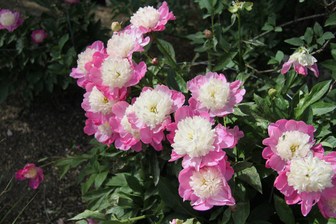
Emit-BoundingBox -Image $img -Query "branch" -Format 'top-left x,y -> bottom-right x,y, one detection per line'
246,64 -> 278,74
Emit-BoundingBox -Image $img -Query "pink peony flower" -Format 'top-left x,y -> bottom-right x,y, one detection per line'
130,1 -> 175,33
281,47 -> 319,77
84,113 -> 116,146
187,72 -> 245,117
107,26 -> 150,59
110,101 -> 142,152
31,29 -> 48,44
15,163 -> 44,189
178,157 -> 235,211
70,41 -> 106,89
274,153 -> 335,216
127,85 -> 185,151
318,178 -> 336,219
64,0 -> 80,4
262,119 -> 318,172
168,106 -> 243,170
0,9 -> 23,32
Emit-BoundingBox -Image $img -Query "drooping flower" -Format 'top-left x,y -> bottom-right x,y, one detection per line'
130,1 -> 175,33
168,106 -> 243,170
281,47 -> 319,77
31,29 -> 48,44
15,163 -> 44,189
262,119 -> 318,172
274,154 -> 335,216
187,72 -> 245,117
110,101 -> 142,152
127,85 -> 185,150
70,41 -> 105,88
0,9 -> 23,32
178,157 -> 235,211
106,27 -> 150,59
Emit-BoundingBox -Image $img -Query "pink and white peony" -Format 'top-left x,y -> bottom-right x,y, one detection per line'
110,101 -> 142,152
15,163 -> 44,189
107,27 -> 150,59
168,106 -> 243,170
262,119 -> 318,172
274,153 -> 335,216
127,85 -> 185,150
187,72 -> 245,117
70,41 -> 105,88
281,47 -> 319,77
0,9 -> 23,32
318,178 -> 336,219
31,29 -> 48,44
130,1 -> 175,33
178,157 -> 235,211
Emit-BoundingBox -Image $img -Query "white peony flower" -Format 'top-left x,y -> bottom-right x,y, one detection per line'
189,167 -> 223,199
198,78 -> 230,110
77,48 -> 96,74
88,86 -> 115,114
120,105 -> 140,138
130,6 -> 160,29
172,116 -> 215,158
287,156 -> 333,193
101,57 -> 133,89
107,33 -> 136,58
0,11 -> 15,26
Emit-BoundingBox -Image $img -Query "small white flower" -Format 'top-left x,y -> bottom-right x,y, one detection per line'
198,78 -> 230,110
88,86 -> 115,114
276,131 -> 313,161
130,6 -> 160,29
107,33 -> 136,58
77,48 -> 96,74
133,89 -> 173,129
287,156 -> 333,193
189,167 -> 223,199
0,12 -> 15,26
101,57 -> 133,89
172,116 -> 215,158
289,48 -> 317,67
120,106 -> 140,139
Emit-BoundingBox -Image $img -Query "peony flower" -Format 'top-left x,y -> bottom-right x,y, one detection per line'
110,101 -> 142,152
130,1 -> 175,33
84,113 -> 116,146
31,29 -> 48,44
15,163 -> 44,189
262,119 -> 319,172
168,106 -> 243,170
98,56 -> 147,92
281,47 -> 319,77
0,9 -> 23,32
127,85 -> 185,150
178,157 -> 235,211
187,72 -> 245,117
274,154 -> 335,216
107,27 -> 150,59
318,178 -> 336,219
70,41 -> 105,88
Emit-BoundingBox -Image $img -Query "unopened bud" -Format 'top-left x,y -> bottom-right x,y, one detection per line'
111,21 -> 121,32
268,88 -> 277,97
151,57 -> 159,65
203,29 -> 213,39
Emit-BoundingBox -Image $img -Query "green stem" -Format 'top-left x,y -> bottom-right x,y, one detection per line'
121,215 -> 146,223
12,191 -> 39,224
237,13 -> 243,70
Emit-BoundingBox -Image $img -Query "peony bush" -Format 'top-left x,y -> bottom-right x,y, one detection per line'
10,0 -> 332,223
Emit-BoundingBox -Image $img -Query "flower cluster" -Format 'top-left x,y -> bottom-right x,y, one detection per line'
70,2 -> 246,212
262,119 -> 336,218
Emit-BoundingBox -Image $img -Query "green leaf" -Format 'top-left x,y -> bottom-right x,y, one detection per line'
70,210 -> 105,220
312,102 -> 336,116
94,171 -> 108,189
58,34 -> 69,51
325,12 -> 336,27
232,202 -> 250,224
314,23 -> 323,37
213,52 -> 237,71
294,80 -> 331,119
156,38 -> 176,68
284,37 -> 304,46
221,208 -> 232,224
304,27 -> 314,45
274,195 -> 295,224
236,166 -> 262,193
